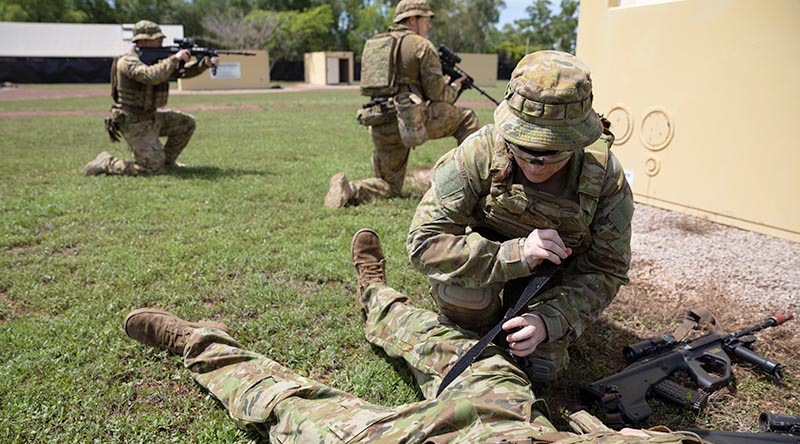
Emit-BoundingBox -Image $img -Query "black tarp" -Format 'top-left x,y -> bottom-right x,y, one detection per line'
0,57 -> 113,83
0,57 -> 510,84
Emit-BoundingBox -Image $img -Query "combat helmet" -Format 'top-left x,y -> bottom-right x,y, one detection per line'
131,20 -> 166,42
394,0 -> 435,23
494,50 -> 602,151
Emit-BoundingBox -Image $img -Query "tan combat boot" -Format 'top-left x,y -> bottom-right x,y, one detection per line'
124,308 -> 228,354
81,151 -> 113,176
351,229 -> 387,313
325,172 -> 355,208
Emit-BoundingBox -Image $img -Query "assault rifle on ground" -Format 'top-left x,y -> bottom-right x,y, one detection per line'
581,310 -> 794,429
686,413 -> 800,444
438,44 -> 500,106
136,38 -> 256,76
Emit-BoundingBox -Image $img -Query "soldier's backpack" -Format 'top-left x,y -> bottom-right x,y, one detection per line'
359,31 -> 409,98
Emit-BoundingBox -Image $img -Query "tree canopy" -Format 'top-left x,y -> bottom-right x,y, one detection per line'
0,0 -> 578,65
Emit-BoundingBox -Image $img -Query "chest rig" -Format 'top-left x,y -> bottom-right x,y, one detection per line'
475,134 -> 610,254
111,49 -> 171,116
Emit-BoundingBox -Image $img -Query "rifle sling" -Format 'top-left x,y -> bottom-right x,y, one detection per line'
436,260 -> 560,396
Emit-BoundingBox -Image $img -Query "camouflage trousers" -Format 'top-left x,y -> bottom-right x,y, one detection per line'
180,285 -> 701,444
350,102 -> 479,204
104,109 -> 196,175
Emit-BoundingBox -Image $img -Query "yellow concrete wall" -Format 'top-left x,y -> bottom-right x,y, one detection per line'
577,0 -> 800,242
304,51 -> 354,85
457,53 -> 498,87
178,50 -> 269,90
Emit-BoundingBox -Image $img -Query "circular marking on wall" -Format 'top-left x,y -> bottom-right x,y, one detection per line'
640,106 -> 674,151
605,104 -> 633,145
644,154 -> 661,177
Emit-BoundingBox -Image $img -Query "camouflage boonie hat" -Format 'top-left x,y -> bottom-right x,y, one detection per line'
394,0 -> 435,23
494,50 -> 602,151
131,20 -> 165,42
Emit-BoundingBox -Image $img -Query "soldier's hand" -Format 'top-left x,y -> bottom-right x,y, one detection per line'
208,56 -> 220,68
523,229 -> 572,270
451,74 -> 468,90
175,49 -> 191,62
503,313 -> 548,357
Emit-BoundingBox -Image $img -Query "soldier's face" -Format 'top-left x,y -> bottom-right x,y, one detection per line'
136,38 -> 164,48
512,153 -> 571,184
412,16 -> 432,38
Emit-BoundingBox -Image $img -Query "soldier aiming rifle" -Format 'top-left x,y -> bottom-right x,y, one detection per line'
82,20 -> 247,177
136,37 -> 256,76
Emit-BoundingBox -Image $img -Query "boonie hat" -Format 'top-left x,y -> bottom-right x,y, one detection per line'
131,20 -> 166,42
494,50 -> 602,151
394,0 -> 435,23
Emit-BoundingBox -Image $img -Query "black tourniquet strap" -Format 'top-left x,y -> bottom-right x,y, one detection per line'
436,261 -> 560,396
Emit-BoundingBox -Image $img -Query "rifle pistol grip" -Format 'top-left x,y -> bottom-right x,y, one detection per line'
653,379 -> 709,411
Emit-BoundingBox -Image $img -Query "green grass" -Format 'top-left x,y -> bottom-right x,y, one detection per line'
0,85 -> 496,443
1,84 -> 796,443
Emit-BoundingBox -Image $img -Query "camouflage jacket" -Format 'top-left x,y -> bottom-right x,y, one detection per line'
389,24 -> 459,104
112,47 -> 209,118
408,125 -> 634,343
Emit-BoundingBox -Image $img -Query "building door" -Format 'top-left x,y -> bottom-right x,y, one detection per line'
326,57 -> 340,84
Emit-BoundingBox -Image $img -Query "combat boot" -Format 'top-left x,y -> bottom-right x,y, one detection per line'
124,308 -> 228,354
81,151 -> 113,176
351,229 -> 386,313
325,173 -> 355,208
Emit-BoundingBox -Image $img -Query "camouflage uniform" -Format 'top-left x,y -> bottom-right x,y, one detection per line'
407,51 -> 634,378
326,0 -> 479,207
82,20 -> 212,176
180,284 -> 697,444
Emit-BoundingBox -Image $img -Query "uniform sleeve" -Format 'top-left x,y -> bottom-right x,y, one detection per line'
529,152 -> 634,343
180,57 -> 211,79
408,127 -> 534,287
120,54 -> 181,85
415,39 -> 459,104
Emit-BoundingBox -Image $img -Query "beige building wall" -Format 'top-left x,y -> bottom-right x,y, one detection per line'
577,0 -> 800,242
457,53 -> 498,87
304,51 -> 354,85
178,50 -> 270,90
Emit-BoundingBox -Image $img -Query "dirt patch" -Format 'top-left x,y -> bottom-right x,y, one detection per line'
0,103 -> 262,118
0,85 -> 108,101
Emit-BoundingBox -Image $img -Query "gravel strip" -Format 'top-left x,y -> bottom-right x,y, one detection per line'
629,203 -> 799,315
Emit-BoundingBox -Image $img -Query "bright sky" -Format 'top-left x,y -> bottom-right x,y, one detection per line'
497,0 -> 560,28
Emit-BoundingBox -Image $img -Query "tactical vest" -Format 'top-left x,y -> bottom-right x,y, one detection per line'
360,30 -> 412,98
476,133 -> 611,255
112,49 -> 170,116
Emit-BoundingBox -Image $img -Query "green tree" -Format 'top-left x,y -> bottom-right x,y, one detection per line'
248,5 -> 335,68
346,2 -> 392,57
429,0 -> 504,53
0,0 -> 88,22
489,0 -> 579,68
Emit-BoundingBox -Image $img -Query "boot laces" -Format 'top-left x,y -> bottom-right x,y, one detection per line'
358,260 -> 385,287
163,320 -> 191,348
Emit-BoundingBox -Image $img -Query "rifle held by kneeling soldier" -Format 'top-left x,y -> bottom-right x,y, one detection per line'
438,44 -> 500,106
137,38 -> 256,76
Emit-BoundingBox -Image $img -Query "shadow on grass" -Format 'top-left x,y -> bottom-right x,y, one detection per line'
169,165 -> 274,180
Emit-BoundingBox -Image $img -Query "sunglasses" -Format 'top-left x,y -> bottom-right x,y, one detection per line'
506,142 -> 575,166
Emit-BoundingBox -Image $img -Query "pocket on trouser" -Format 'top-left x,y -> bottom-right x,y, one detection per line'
357,101 -> 396,126
395,92 -> 428,148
